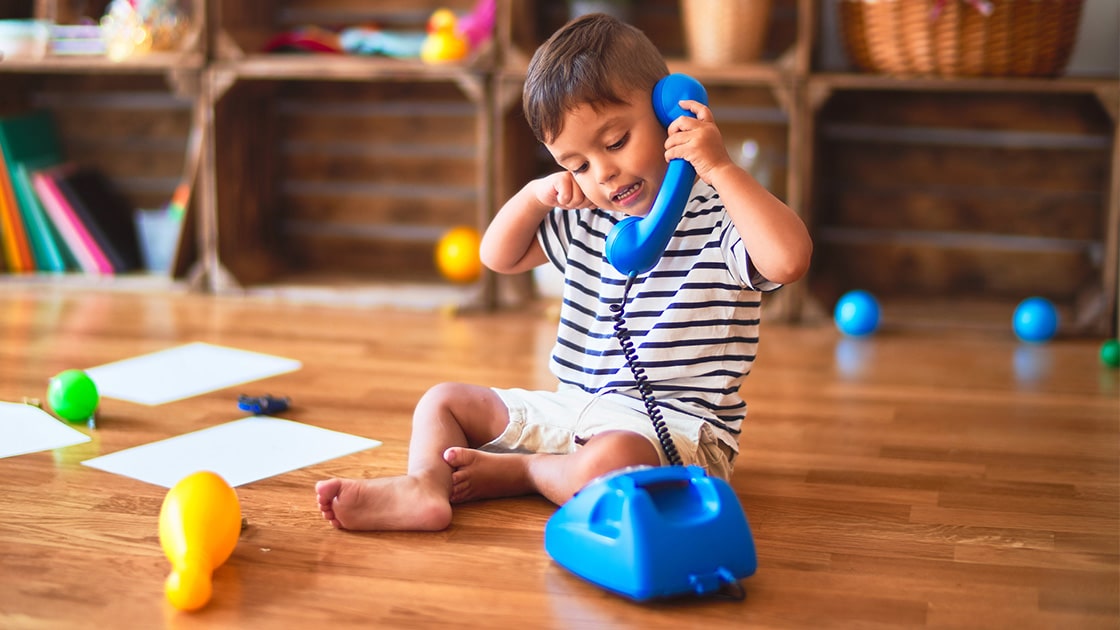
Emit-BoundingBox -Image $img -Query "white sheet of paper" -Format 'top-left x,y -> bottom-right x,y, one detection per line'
81,416 -> 381,488
0,401 -> 92,459
85,342 -> 302,405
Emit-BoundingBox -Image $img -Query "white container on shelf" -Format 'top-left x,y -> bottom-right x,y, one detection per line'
0,20 -> 50,60
135,209 -> 182,274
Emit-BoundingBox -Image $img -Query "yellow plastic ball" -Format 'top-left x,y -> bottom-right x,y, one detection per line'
435,226 -> 482,284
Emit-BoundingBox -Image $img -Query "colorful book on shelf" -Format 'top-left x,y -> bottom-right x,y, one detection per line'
53,165 -> 143,272
0,142 -> 34,272
10,161 -> 70,272
0,109 -> 69,272
32,165 -> 113,274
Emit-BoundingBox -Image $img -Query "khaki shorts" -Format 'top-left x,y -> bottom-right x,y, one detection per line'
483,386 -> 735,481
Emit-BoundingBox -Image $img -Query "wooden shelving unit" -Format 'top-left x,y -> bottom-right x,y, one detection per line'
492,0 -> 805,310
195,0 -> 495,310
797,71 -> 1118,334
1,0 -> 1115,333
0,0 -> 207,285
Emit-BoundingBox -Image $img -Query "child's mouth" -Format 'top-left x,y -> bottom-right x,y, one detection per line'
611,182 -> 642,207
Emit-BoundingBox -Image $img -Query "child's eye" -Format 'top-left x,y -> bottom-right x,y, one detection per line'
570,162 -> 588,174
607,133 -> 629,151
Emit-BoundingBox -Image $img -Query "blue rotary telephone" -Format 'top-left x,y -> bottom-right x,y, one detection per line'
544,464 -> 757,601
544,74 -> 758,602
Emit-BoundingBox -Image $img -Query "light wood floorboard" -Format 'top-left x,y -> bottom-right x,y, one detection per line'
0,287 -> 1116,629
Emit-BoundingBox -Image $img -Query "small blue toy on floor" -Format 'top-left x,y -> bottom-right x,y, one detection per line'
834,290 -> 880,337
1013,297 -> 1059,343
237,394 -> 290,416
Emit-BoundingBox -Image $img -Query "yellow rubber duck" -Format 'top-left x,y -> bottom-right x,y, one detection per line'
420,8 -> 469,64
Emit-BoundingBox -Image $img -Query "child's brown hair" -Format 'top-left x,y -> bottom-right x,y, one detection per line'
523,13 -> 669,144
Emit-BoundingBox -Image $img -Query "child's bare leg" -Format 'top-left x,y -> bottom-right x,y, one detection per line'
443,430 -> 661,505
316,383 -> 509,531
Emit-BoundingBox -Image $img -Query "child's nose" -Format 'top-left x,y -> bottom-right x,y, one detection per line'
594,160 -> 618,185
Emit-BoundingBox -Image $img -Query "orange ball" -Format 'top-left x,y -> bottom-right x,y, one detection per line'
436,226 -> 482,283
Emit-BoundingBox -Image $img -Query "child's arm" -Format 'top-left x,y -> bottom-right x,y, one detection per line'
480,172 -> 591,274
666,100 -> 812,285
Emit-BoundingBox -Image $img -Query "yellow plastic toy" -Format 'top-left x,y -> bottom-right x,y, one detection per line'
158,471 -> 242,612
435,226 -> 482,283
420,8 -> 469,64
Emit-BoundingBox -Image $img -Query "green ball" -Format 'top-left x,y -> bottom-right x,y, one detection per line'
47,369 -> 99,423
1101,339 -> 1120,369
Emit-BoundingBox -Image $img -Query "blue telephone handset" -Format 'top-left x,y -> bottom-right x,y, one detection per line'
604,74 -> 708,277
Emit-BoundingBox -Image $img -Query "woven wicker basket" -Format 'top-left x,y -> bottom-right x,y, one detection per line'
682,0 -> 773,65
839,0 -> 1084,77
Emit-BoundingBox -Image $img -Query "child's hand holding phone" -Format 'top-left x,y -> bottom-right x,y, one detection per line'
664,100 -> 733,186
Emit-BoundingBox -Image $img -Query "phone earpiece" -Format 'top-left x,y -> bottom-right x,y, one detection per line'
652,73 -> 708,128
605,74 -> 708,277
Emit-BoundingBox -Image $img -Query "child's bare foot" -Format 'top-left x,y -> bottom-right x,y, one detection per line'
442,447 -> 535,503
315,475 -> 452,531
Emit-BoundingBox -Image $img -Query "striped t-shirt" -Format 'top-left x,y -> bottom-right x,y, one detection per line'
536,179 -> 778,453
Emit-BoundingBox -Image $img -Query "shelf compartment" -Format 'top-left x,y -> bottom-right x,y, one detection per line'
212,0 -> 495,72
206,75 -> 492,307
804,86 -> 1116,334
0,71 -> 199,281
503,0 -> 802,81
0,0 -> 206,75
493,70 -> 795,310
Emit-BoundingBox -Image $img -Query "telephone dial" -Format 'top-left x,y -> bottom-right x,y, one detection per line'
545,74 -> 758,602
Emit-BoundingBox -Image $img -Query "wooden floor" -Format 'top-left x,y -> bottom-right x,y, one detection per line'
0,286 -> 1117,629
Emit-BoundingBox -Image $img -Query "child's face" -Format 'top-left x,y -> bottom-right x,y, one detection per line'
544,90 -> 668,216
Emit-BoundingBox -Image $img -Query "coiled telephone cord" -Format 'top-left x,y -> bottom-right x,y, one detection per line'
610,272 -> 682,466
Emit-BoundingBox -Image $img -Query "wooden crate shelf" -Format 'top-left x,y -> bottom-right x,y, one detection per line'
0,0 -> 205,283
502,0 -> 803,76
493,0 -> 805,312
0,0 -> 1114,332
200,73 -> 493,308
190,0 -> 497,308
797,75 -> 1118,335
0,70 -> 201,282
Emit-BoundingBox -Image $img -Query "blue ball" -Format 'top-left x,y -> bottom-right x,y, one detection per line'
1013,297 -> 1059,343
834,290 -> 880,337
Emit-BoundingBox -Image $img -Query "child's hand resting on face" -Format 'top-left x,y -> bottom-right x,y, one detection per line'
532,171 -> 592,210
